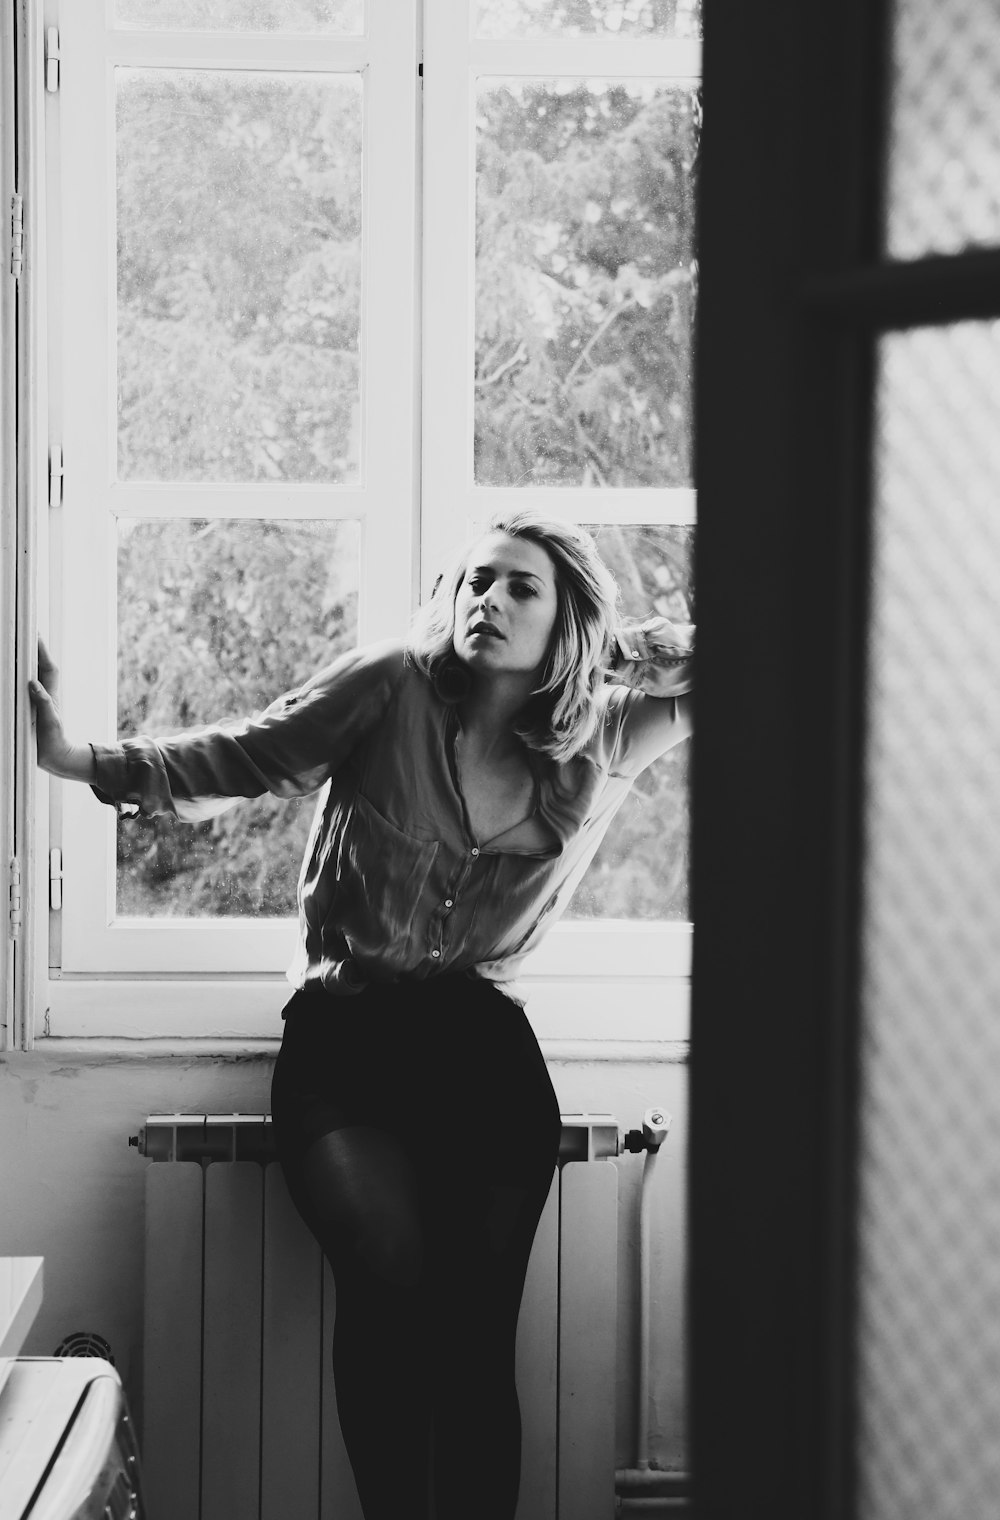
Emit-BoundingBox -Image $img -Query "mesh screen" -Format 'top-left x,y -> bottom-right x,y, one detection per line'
856,322 -> 1000,1518
885,0 -> 1000,258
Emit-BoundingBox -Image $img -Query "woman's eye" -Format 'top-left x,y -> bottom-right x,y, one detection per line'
511,583 -> 536,598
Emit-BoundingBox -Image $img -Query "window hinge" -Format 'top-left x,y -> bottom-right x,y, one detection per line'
10,194 -> 23,279
49,848 -> 64,913
45,27 -> 60,93
49,446 -> 64,508
9,858 -> 22,939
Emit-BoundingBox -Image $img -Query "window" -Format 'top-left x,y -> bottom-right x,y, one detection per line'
24,0 -> 701,1037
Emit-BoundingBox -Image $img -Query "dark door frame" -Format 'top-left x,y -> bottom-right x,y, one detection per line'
686,4 -> 1000,1515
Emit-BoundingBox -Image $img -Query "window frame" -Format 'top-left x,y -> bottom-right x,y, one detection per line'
4,0 -> 47,1055
15,0 -> 700,1041
53,4 -> 420,978
1,0 -> 18,1046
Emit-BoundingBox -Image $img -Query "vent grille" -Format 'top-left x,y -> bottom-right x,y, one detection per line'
52,1330 -> 116,1365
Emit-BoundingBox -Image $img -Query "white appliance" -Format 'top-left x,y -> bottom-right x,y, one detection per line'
0,1260 -> 145,1520
0,1359 -> 144,1520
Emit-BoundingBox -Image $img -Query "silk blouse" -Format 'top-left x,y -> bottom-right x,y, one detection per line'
90,628 -> 692,996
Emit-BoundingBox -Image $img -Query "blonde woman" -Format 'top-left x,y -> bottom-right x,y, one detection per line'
30,509 -> 693,1520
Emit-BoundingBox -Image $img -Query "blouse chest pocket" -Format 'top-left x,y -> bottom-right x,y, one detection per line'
324,790 -> 441,959
477,852 -> 564,960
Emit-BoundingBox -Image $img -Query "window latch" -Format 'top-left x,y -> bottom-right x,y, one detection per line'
49,446 -> 64,509
45,28 -> 60,94
50,848 -> 64,913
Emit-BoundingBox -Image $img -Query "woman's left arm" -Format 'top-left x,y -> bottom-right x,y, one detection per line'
603,615 -> 694,775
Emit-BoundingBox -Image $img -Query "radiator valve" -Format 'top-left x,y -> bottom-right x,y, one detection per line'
621,1107 -> 671,1154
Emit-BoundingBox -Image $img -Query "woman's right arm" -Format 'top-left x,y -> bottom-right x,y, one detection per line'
28,639 -> 96,783
27,637 -> 407,819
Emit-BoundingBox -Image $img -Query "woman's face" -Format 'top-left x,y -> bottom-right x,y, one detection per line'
453,532 -> 560,680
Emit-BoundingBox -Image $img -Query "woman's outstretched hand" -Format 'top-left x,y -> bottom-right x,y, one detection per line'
28,639 -> 96,782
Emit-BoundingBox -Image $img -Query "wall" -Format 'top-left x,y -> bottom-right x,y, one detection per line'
0,1031 -> 689,1474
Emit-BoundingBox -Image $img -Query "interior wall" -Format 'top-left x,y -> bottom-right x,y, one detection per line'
0,1031 -> 688,1473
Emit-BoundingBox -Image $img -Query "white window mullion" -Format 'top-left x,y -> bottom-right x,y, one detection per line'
103,30 -> 370,73
466,38 -> 702,80
359,0 -> 420,639
421,0 -> 477,592
453,486 -> 698,529
106,484 -> 371,521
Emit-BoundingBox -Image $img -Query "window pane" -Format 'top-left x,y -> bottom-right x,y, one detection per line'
116,518 -> 360,917
476,0 -> 701,41
115,0 -> 364,34
856,323 -> 1000,1513
475,79 -> 699,487
567,523 -> 693,920
885,0 -> 1000,258
117,70 -> 363,483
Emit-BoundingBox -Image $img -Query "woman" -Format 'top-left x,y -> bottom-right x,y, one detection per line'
29,509 -> 693,1520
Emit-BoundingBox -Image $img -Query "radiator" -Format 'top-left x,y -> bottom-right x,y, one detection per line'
136,1113 -> 622,1520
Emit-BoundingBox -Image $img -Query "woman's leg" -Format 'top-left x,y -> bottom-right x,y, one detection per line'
426,1168 -> 556,1520
270,979 -> 560,1520
423,999 -> 562,1520
280,1124 -> 433,1520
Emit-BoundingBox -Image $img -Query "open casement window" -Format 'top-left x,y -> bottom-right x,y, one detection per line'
44,0 -> 701,1037
52,2 -> 419,997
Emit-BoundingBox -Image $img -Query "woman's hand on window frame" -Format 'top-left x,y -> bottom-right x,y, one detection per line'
28,638 -> 96,782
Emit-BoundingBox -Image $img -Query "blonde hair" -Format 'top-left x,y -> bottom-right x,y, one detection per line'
408,510 -> 621,762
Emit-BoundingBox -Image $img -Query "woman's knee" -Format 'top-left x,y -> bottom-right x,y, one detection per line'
354,1217 -> 423,1287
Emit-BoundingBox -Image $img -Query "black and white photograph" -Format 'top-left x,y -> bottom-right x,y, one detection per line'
3,2 -> 999,1518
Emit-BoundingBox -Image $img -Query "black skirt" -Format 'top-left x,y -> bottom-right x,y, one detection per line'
270,973 -> 562,1186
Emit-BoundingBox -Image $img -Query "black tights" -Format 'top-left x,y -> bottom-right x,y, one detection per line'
271,978 -> 562,1520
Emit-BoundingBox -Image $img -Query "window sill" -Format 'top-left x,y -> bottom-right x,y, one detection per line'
39,972 -> 691,1044
19,1034 -> 689,1065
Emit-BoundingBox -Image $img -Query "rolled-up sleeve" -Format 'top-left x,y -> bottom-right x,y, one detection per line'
90,640 -> 406,822
601,617 -> 694,778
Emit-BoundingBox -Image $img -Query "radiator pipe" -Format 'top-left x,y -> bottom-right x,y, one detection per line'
615,1105 -> 689,1517
636,1143 -> 660,1468
621,1107 -> 671,1470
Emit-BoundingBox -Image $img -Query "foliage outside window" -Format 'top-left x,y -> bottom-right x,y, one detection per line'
117,71 -> 363,485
